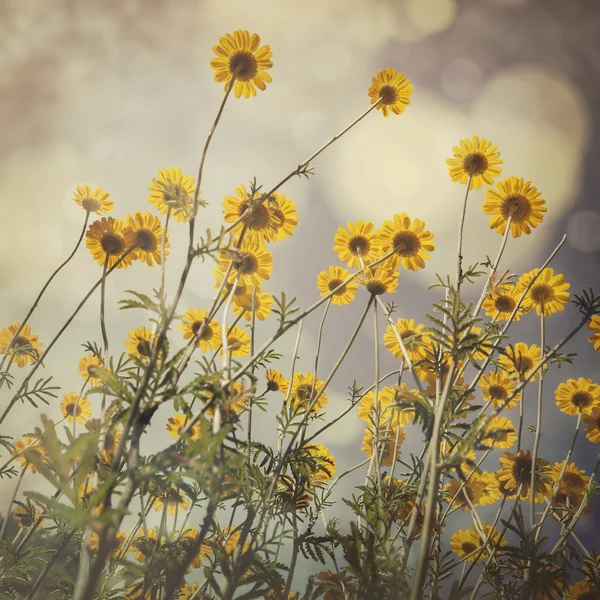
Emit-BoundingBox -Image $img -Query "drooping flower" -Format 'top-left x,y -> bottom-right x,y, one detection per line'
78,353 -> 104,387
589,315 -> 600,352
478,370 -> 521,409
446,136 -> 502,190
148,167 -> 197,223
368,68 -> 413,117
215,239 -> 273,287
232,288 -> 274,320
316,265 -> 358,306
517,268 -> 570,317
481,416 -> 517,450
378,213 -> 435,271
179,308 -> 222,352
221,325 -> 251,357
86,217 -> 133,269
333,220 -> 380,268
60,393 -> 92,424
483,176 -> 546,238
583,406 -> 600,444
73,185 -> 113,215
555,378 -> 600,416
124,211 -> 168,267
265,369 -> 290,394
210,30 -> 273,98
383,318 -> 430,363
360,264 -> 399,295
166,413 -> 201,441
289,372 -> 328,413
124,326 -> 153,358
497,450 -> 551,502
0,323 -> 43,368
499,342 -> 543,382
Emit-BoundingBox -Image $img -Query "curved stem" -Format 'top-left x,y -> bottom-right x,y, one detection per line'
455,175 -> 472,294
159,208 -> 171,307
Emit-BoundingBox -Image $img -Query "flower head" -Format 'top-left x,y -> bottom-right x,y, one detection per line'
478,370 -> 521,409
481,416 -> 517,450
549,461 -> 591,516
215,239 -> 273,287
152,487 -> 190,516
383,318 -> 430,363
499,342 -> 542,382
179,583 -> 200,600
60,393 -> 92,424
497,450 -> 551,502
232,288 -> 273,320
78,353 -> 104,387
566,581 -> 600,600
303,444 -> 336,485
589,315 -> 600,352
357,385 -> 415,428
446,136 -> 502,190
210,30 -> 273,98
483,176 -> 546,237
124,211 -> 168,267
221,325 -> 251,357
583,406 -> 600,444
555,378 -> 600,416
360,264 -> 399,295
290,372 -> 328,413
125,326 -> 153,358
148,167 -> 197,223
317,265 -> 358,306
368,68 -> 413,117
179,308 -> 222,352
265,369 -> 290,394
482,285 -> 528,321
449,522 -> 505,563
379,213 -> 435,271
517,268 -> 570,317
73,185 -> 113,214
166,413 -> 201,442
444,474 -> 486,510
333,220 -> 380,268
361,426 -> 405,467
13,502 -> 41,529
86,217 -> 133,269
0,323 -> 42,368
12,437 -> 47,473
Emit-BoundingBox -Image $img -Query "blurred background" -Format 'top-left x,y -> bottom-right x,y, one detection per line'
1,0 -> 599,592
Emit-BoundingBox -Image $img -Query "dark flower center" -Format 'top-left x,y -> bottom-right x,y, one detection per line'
65,401 -> 81,416
488,385 -> 507,400
266,379 -> 280,392
393,231 -> 420,256
348,235 -> 370,256
515,355 -> 534,375
239,254 -> 259,275
462,153 -> 489,176
328,278 -> 346,294
229,51 -> 258,80
495,295 -> 515,313
241,202 -> 270,230
461,541 -> 478,555
572,391 -> 593,409
101,234 -> 125,255
379,85 -> 398,105
11,336 -> 30,352
514,455 -> 532,484
135,229 -> 158,252
502,195 -> 532,222
530,284 -> 554,305
366,280 -> 386,296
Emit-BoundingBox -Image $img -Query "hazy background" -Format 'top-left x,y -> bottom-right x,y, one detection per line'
1,0 -> 599,592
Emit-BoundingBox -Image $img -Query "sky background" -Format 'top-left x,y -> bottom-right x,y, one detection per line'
1,0 -> 599,593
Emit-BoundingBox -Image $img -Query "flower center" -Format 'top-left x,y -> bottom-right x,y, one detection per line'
562,472 -> 584,489
572,391 -> 593,409
229,51 -> 258,80
400,329 -> 418,349
243,203 -> 270,230
488,385 -> 507,400
348,235 -> 370,256
82,197 -> 102,212
379,85 -> 398,105
296,384 -> 314,403
271,208 -> 285,230
578,591 -> 600,600
495,295 -> 515,313
515,355 -> 534,375
11,336 -> 30,352
530,284 -> 555,305
135,229 -> 158,252
462,153 -> 489,176
502,195 -> 532,223
87,365 -> 100,379
392,231 -> 420,256
17,511 -> 34,527
101,234 -> 125,255
161,182 -> 189,208
328,278 -> 346,295
239,253 -> 259,275
461,541 -> 478,555
136,340 -> 150,357
366,280 -> 386,296
514,455 -> 532,484
200,324 -> 214,341
266,379 -> 280,392
66,402 -> 81,417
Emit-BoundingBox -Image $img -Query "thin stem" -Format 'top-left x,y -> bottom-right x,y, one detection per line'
456,175 -> 472,294
0,464 -> 27,542
0,211 -> 90,373
159,208 -> 171,306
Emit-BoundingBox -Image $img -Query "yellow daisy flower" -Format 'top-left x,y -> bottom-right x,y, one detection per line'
73,185 -> 113,215
265,369 -> 290,394
179,308 -> 222,352
446,136 -> 503,190
124,211 -> 168,267
555,377 -> 600,416
482,285 -> 527,321
360,264 -> 399,295
210,30 -> 273,98
269,193 -> 298,241
148,166 -> 196,223
89,530 -> 125,557
478,370 -> 520,409
368,68 -> 413,117
483,176 -> 547,238
152,487 -> 190,517
12,437 -> 47,473
179,583 -> 200,600
303,443 -> 336,484
221,325 -> 251,357
517,268 -> 570,317
499,342 -> 543,382
232,288 -> 273,320
566,581 -> 600,600
583,406 -> 600,444
465,325 -> 494,362
481,416 -> 517,449
290,372 -> 328,413
166,413 -> 201,441
86,217 -> 133,269
549,461 -> 591,516
60,392 -> 92,424
383,318 -> 430,362
100,425 -> 123,464
316,265 -> 358,306
315,570 -> 356,599
497,450 -> 550,502
361,426 -> 405,467
222,184 -> 279,243
179,528 -> 213,568
357,385 -> 415,427
203,383 -> 248,422
13,503 -> 41,529
444,474 -> 486,510
333,220 -> 380,268
78,353 -> 104,387
378,213 -> 435,271
130,528 -> 159,563
450,522 -> 505,563
221,526 -> 250,555
125,326 -> 153,358
215,239 -> 273,287
589,315 -> 600,352
478,471 -> 503,506
0,322 -> 42,368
